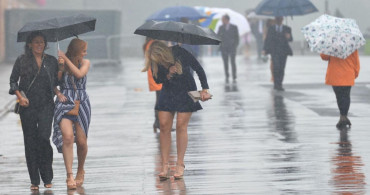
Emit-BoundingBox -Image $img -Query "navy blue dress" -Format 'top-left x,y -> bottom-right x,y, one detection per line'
154,45 -> 209,112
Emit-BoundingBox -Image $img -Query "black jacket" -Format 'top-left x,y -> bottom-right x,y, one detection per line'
9,54 -> 59,97
217,24 -> 239,53
263,25 -> 293,56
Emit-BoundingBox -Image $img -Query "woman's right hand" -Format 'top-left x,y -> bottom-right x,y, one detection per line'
167,65 -> 178,79
169,65 -> 177,75
19,97 -> 29,107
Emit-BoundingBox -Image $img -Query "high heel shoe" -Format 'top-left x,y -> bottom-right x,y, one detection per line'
75,170 -> 85,187
174,164 -> 185,180
66,173 -> 77,190
158,163 -> 170,181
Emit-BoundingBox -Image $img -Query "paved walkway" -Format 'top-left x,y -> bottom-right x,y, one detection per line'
0,55 -> 370,194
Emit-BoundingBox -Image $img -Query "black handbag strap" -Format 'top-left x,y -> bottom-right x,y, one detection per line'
25,55 -> 44,95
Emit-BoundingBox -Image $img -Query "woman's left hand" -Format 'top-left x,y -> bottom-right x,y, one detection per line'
57,93 -> 67,103
200,90 -> 212,102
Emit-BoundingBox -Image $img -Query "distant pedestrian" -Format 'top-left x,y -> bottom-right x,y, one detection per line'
143,38 -> 162,132
143,41 -> 211,180
53,38 -> 91,190
217,14 -> 239,82
320,50 -> 360,129
263,16 -> 293,91
9,32 -> 59,191
250,18 -> 264,60
264,19 -> 276,81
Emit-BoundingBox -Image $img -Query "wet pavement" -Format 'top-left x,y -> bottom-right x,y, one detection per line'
0,55 -> 370,194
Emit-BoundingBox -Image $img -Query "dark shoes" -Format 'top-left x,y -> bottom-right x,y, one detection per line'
274,86 -> 285,91
336,115 -> 352,130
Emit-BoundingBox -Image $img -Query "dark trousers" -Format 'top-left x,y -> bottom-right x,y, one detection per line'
154,90 -> 160,127
332,86 -> 352,116
271,54 -> 288,89
19,103 -> 54,185
221,50 -> 237,80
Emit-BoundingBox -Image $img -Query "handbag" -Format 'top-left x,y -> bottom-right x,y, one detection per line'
188,91 -> 213,103
14,66 -> 41,114
66,76 -> 80,116
14,91 -> 27,114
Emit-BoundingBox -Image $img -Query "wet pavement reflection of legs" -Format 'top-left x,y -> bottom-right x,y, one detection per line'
330,130 -> 366,194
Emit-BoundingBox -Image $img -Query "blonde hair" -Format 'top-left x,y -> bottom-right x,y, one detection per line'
65,38 -> 88,73
143,41 -> 183,78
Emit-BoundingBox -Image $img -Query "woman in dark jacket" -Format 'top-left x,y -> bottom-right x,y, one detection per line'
143,41 -> 211,180
9,32 -> 60,191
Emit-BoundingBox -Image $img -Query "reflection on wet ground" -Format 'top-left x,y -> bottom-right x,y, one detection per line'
330,130 -> 366,194
0,56 -> 370,194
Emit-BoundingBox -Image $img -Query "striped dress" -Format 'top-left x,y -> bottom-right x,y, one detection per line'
52,72 -> 91,153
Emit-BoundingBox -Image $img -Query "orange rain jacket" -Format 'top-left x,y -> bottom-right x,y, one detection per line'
321,50 -> 360,86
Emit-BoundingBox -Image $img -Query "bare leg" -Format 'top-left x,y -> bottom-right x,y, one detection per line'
75,123 -> 87,172
75,122 -> 87,186
59,118 -> 76,189
158,111 -> 175,176
174,112 -> 192,178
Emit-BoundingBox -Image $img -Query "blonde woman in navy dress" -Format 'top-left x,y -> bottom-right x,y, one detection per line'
53,38 -> 91,190
143,41 -> 212,180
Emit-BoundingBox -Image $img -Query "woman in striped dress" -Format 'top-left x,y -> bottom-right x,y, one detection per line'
53,38 -> 91,190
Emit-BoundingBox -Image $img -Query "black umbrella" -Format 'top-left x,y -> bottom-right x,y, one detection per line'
17,14 -> 96,43
134,20 -> 221,45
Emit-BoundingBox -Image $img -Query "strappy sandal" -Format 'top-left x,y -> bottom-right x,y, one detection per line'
66,173 -> 77,190
75,170 -> 85,187
30,184 -> 39,191
158,163 -> 170,181
174,164 -> 185,180
44,183 -> 53,188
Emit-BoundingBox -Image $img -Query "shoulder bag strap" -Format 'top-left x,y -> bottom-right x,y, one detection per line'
25,55 -> 44,94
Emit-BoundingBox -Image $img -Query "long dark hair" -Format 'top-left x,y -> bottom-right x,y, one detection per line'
20,32 -> 48,77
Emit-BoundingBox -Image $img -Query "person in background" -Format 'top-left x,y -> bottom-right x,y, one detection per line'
320,50 -> 360,129
143,41 -> 211,180
9,32 -> 59,191
53,38 -> 91,190
249,17 -> 264,61
217,14 -> 239,82
143,38 -> 162,132
264,19 -> 276,81
263,16 -> 293,91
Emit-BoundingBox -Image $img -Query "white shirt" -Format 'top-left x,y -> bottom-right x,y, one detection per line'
275,24 -> 283,33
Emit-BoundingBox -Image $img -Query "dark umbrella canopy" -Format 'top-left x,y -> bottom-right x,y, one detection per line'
17,14 -> 96,42
147,6 -> 207,21
255,0 -> 318,17
134,20 -> 221,45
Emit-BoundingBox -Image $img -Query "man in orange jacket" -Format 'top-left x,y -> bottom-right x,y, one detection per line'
320,50 -> 360,129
